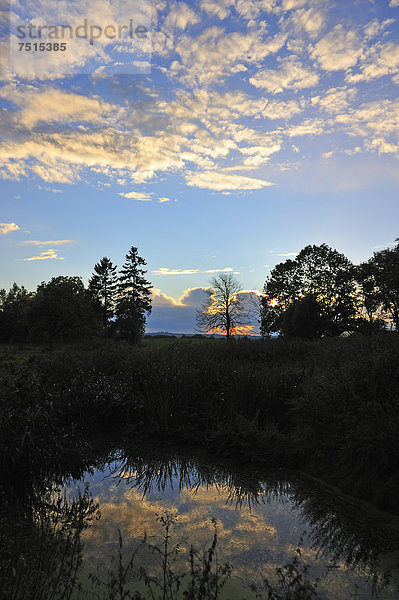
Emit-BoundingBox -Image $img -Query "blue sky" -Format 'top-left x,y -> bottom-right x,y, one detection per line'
1,0 -> 399,332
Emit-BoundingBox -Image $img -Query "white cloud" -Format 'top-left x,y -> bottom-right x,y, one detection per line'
0,161 -> 33,181
22,239 -> 75,246
239,144 -> 282,167
0,83 -> 190,184
38,186 -> 63,193
0,222 -> 19,234
147,287 -> 209,333
389,0 -> 399,6
319,96 -> 399,163
0,84 -> 117,128
343,146 -> 362,156
249,57 -> 319,93
153,268 -> 199,275
282,0 -> 308,10
153,267 -> 234,275
150,289 -> 183,307
0,53 -> 298,188
185,171 -> 273,190
333,99 -> 399,153
174,28 -> 287,86
317,87 -> 357,114
363,18 -> 394,40
165,2 -> 199,30
31,163 -> 78,183
286,7 -> 325,38
178,287 -> 211,307
23,249 -> 64,261
167,89 -> 301,130
203,267 -> 233,273
1,1 -> 397,195
261,99 -> 303,120
286,118 -> 325,137
118,191 -> 152,201
200,0 -> 234,20
8,0 -> 151,78
311,25 -> 364,71
345,42 -> 399,83
367,138 -> 399,155
8,33 -> 98,80
235,0 -> 278,20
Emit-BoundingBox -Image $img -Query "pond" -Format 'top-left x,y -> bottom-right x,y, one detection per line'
58,444 -> 399,599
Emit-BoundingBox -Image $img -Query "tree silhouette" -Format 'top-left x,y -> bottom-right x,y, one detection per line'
279,295 -> 328,339
0,283 -> 31,343
115,246 -> 152,344
28,276 -> 99,345
368,240 -> 399,329
355,261 -> 381,322
259,293 -> 280,338
261,244 -> 358,336
196,273 -> 250,340
88,257 -> 118,327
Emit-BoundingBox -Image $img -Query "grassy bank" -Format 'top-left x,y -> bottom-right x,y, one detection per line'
1,332 -> 399,513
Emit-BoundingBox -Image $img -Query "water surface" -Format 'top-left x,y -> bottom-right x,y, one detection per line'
61,445 -> 399,599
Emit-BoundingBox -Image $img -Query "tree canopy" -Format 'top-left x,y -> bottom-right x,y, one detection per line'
367,241 -> 399,329
28,276 -> 99,344
278,295 -> 328,339
0,283 -> 31,343
88,257 -> 118,327
261,244 -> 359,337
196,273 -> 251,339
115,246 -> 152,344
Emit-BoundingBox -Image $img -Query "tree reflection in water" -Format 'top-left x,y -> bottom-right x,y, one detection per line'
0,484 -> 99,600
1,442 -> 399,599
105,446 -> 399,594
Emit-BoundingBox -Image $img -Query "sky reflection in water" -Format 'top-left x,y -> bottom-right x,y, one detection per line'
65,449 -> 399,599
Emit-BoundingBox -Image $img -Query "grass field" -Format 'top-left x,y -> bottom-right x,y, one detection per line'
142,335 -> 217,347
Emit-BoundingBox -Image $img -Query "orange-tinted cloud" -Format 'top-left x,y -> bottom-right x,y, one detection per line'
0,222 -> 19,235
22,239 -> 75,246
23,249 -> 64,261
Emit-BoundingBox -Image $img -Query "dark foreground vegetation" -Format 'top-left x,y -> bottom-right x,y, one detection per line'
1,333 -> 399,514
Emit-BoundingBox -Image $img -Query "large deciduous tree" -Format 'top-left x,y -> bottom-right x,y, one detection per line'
115,246 -> 152,344
196,272 -> 250,340
261,244 -> 358,337
88,257 -> 118,327
368,240 -> 399,329
354,261 -> 381,323
28,276 -> 99,344
279,295 -> 329,339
